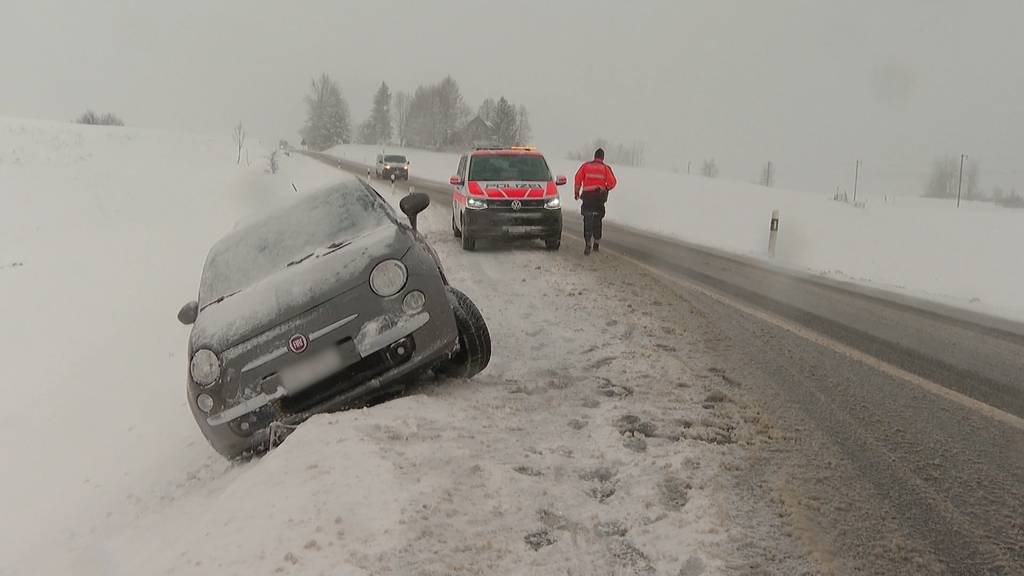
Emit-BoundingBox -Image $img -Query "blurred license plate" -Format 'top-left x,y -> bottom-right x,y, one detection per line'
280,348 -> 345,393
507,226 -> 534,234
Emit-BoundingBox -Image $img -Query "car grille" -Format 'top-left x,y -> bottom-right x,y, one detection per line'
488,199 -> 547,209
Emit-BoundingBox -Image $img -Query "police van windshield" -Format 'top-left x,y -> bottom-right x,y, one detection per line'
469,155 -> 551,181
384,155 -> 407,163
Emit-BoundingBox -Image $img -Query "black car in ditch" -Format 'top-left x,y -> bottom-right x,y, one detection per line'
177,176 -> 490,458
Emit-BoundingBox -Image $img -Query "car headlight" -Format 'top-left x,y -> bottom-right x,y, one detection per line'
403,290 -> 426,313
190,349 -> 221,387
196,393 -> 215,413
370,259 -> 408,297
544,196 -> 561,209
467,196 -> 487,210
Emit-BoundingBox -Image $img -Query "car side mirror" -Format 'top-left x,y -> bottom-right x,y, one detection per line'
178,300 -> 199,325
555,175 -> 567,186
449,175 -> 463,186
399,192 -> 431,230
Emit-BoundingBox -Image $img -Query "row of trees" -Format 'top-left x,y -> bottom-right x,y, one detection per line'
924,156 -> 980,200
77,110 -> 124,126
299,73 -> 533,151
477,97 -> 531,147
568,138 -> 646,167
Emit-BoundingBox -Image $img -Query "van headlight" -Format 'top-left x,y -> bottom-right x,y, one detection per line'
467,196 -> 487,210
190,349 -> 221,387
544,196 -> 561,209
370,259 -> 408,297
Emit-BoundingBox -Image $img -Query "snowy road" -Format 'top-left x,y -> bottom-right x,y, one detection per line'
310,151 -> 1024,575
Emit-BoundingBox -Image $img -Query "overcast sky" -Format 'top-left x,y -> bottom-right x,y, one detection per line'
3,0 -> 1022,195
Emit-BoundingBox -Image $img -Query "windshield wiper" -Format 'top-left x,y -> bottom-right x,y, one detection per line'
321,239 -> 352,255
200,289 -> 240,311
286,252 -> 314,267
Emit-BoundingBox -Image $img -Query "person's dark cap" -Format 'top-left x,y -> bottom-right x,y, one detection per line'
594,148 -> 605,160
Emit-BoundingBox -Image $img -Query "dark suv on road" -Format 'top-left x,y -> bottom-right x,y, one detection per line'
375,154 -> 410,181
450,147 -> 566,251
177,176 -> 490,458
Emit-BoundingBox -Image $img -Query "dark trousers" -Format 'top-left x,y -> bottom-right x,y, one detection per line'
580,189 -> 607,243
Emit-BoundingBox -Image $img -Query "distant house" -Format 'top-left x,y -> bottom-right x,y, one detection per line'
452,116 -> 496,148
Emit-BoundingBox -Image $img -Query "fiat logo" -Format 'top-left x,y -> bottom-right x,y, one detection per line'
510,200 -> 522,211
288,334 -> 308,354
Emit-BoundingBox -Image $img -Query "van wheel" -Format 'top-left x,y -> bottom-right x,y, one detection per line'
439,287 -> 490,379
452,213 -> 462,238
545,238 -> 561,251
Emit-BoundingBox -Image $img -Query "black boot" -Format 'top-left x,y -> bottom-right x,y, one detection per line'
593,241 -> 600,253
584,242 -> 592,256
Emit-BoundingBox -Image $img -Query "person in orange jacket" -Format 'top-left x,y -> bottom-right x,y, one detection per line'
574,148 -> 617,255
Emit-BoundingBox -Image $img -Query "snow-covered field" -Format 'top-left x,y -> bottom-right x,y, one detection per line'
330,143 -> 1024,320
0,119 -> 788,574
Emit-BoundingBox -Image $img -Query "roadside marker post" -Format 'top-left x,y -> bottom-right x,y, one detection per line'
769,209 -> 780,259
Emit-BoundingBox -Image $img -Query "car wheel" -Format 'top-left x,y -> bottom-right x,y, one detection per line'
439,286 -> 490,379
452,213 -> 462,238
545,238 -> 561,251
461,221 -> 475,250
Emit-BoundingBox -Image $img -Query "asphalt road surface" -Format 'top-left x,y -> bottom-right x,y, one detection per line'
305,150 -> 1024,575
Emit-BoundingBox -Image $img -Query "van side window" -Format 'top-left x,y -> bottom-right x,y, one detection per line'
457,156 -> 467,180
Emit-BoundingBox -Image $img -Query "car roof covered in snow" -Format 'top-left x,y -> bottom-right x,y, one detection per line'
470,147 -> 542,157
199,177 -> 396,307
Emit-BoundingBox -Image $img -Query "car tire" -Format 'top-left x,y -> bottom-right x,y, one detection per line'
452,213 -> 462,238
545,238 -> 561,251
461,224 -> 475,251
439,286 -> 490,379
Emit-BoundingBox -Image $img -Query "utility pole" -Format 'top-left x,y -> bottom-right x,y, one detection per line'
687,161 -> 691,175
853,160 -> 861,204
956,153 -> 967,208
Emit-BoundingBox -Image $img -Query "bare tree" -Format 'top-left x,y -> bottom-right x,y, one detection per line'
925,156 -> 980,199
77,110 -> 124,126
232,122 -> 246,165
492,97 -> 518,146
515,104 -> 532,144
568,138 -> 644,167
269,149 -> 280,174
701,158 -> 719,178
393,91 -> 411,147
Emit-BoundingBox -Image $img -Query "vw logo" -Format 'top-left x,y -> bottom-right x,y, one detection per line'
510,200 -> 522,211
288,334 -> 308,354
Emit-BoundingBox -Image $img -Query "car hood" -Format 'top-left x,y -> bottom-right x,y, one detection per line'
190,225 -> 411,353
467,180 -> 556,199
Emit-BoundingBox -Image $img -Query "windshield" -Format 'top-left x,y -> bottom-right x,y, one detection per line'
198,181 -> 391,308
384,155 -> 407,164
468,155 -> 551,181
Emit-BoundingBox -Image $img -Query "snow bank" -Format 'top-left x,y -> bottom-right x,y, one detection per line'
0,121 -> 750,574
0,117 -> 341,574
329,143 -> 1024,319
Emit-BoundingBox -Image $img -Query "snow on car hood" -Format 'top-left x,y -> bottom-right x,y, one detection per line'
190,225 -> 411,353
